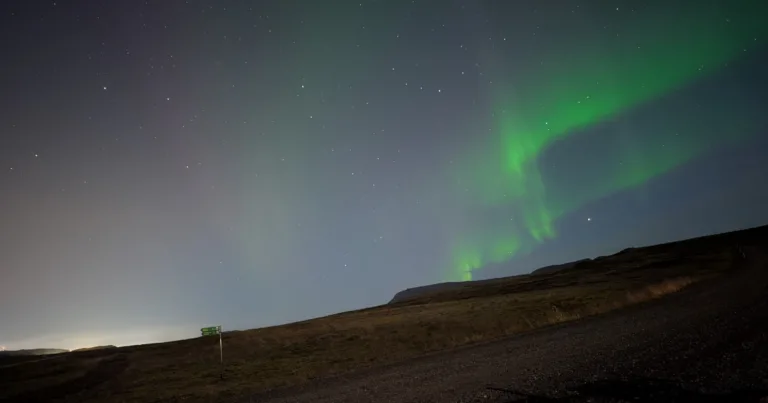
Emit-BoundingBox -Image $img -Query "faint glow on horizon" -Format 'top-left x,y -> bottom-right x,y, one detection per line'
4,325 -> 200,351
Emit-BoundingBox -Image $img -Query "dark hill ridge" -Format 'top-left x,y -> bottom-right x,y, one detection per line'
0,346 -> 116,364
388,257 -> 597,304
73,345 -> 117,353
389,226 -> 754,305
530,258 -> 592,275
388,276 -> 521,304
0,348 -> 68,356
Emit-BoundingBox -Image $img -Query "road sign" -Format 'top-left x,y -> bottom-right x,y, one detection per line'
200,326 -> 224,368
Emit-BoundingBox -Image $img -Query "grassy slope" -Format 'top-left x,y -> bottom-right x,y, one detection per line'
0,225 -> 763,403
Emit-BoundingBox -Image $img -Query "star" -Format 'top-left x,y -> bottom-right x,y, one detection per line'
587,217 -> 592,221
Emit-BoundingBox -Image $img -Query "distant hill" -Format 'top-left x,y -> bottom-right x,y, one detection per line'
531,258 -> 592,275
0,348 -> 68,357
389,257 -> 595,304
72,345 -> 117,352
388,225 -> 752,304
389,282 -> 470,304
389,275 -> 524,304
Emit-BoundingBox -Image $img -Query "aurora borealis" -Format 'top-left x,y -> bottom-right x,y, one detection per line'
2,0 -> 767,349
447,0 -> 768,281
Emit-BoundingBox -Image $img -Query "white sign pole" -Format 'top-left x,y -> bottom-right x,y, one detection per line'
218,325 -> 223,364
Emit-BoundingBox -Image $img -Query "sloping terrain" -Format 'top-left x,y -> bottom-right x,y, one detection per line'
530,258 -> 592,275
388,257 -> 589,304
1,224 -> 765,403
0,348 -> 68,357
250,244 -> 768,403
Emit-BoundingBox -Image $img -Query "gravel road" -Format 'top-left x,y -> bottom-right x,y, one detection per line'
242,248 -> 768,403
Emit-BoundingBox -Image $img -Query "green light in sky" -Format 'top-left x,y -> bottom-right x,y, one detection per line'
493,2 -> 766,181
451,235 -> 521,281
446,1 -> 767,282
452,244 -> 482,282
489,236 -> 521,264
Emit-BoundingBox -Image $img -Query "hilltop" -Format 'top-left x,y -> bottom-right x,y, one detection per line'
389,257 -> 594,304
72,345 -> 117,353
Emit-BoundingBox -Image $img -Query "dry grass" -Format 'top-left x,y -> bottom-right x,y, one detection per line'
0,228 -> 757,403
626,276 -> 695,303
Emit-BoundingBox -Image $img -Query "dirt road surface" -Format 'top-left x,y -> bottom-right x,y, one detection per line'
240,247 -> 768,403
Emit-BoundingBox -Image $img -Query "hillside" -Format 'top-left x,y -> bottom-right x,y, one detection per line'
0,348 -> 68,357
72,345 -> 117,353
388,275 -> 522,304
1,224 -> 765,403
389,257 -> 594,304
531,257 -> 592,275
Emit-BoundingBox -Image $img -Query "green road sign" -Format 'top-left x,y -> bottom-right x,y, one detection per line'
199,326 -> 224,364
201,326 -> 221,336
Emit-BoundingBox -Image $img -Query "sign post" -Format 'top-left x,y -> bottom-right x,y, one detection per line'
201,325 -> 223,370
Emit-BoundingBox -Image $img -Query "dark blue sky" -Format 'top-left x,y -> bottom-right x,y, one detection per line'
1,0 -> 767,350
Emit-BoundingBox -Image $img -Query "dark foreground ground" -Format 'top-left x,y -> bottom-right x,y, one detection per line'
244,247 -> 768,403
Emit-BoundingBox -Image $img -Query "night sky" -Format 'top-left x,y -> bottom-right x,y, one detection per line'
2,0 -> 767,350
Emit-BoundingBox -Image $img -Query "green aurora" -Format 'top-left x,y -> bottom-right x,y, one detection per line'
449,2 -> 767,282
